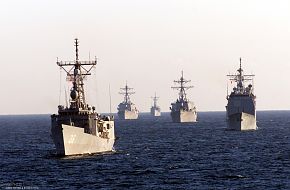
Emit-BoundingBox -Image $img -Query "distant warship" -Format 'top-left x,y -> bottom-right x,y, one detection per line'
226,58 -> 257,130
150,93 -> 161,117
170,71 -> 197,123
117,83 -> 139,120
51,39 -> 115,156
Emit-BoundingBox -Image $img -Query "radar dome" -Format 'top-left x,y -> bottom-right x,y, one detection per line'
70,90 -> 78,100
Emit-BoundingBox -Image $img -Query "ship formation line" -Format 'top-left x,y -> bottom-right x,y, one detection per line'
50,39 -> 257,156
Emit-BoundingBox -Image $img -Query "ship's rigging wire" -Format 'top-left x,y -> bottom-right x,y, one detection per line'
92,67 -> 100,112
109,84 -> 112,116
58,67 -> 62,105
64,85 -> 69,108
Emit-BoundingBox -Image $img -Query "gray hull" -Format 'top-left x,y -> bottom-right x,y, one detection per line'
118,110 -> 138,120
151,108 -> 161,117
226,95 -> 256,131
171,110 -> 197,123
227,112 -> 256,130
51,122 -> 115,156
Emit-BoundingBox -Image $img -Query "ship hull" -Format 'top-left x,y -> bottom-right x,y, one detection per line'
171,110 -> 197,123
118,110 -> 139,120
150,108 -> 161,117
226,95 -> 256,131
227,112 -> 256,131
51,123 -> 115,156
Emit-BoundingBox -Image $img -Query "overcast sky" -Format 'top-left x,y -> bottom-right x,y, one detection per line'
0,0 -> 290,114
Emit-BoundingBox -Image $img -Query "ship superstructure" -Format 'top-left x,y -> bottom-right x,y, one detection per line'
150,93 -> 161,117
51,39 -> 115,156
117,83 -> 139,120
226,58 -> 257,130
170,71 -> 197,123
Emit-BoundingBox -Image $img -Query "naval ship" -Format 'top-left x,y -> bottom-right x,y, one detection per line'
226,58 -> 257,130
170,71 -> 197,123
117,83 -> 139,120
150,93 -> 161,117
51,39 -> 115,156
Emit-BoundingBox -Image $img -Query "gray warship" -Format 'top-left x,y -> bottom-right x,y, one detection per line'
226,58 -> 257,130
170,71 -> 197,123
150,93 -> 161,117
117,83 -> 139,120
51,39 -> 115,156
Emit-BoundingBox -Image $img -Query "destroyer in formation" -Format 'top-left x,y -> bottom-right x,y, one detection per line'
51,39 -> 115,156
170,71 -> 197,123
117,83 -> 139,120
150,93 -> 161,117
226,58 -> 257,130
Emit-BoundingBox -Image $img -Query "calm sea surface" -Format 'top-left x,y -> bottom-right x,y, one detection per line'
0,111 -> 290,189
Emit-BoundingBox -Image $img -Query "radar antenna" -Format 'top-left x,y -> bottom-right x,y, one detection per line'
151,92 -> 159,108
171,71 -> 193,102
227,57 -> 255,95
56,38 -> 97,111
119,81 -> 135,104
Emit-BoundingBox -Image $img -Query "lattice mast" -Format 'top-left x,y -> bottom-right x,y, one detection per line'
172,71 -> 193,102
227,58 -> 255,94
151,92 -> 159,107
57,38 -> 97,110
119,82 -> 135,104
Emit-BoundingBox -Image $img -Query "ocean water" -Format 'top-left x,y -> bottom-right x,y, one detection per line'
0,111 -> 290,189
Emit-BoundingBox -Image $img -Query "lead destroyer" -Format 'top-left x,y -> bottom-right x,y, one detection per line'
117,83 -> 139,120
226,58 -> 257,130
150,93 -> 161,117
51,39 -> 115,156
170,71 -> 197,123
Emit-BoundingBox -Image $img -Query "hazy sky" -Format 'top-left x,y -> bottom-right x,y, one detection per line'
0,0 -> 290,114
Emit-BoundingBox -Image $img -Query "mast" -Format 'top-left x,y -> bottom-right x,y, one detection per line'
171,71 -> 193,102
227,58 -> 255,95
237,57 -> 244,90
57,38 -> 97,111
119,82 -> 135,104
151,92 -> 159,108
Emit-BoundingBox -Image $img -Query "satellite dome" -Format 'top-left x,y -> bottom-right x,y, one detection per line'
70,90 -> 78,100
